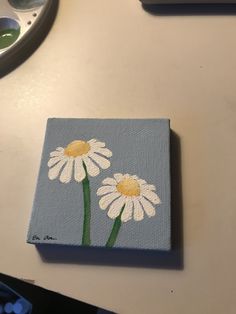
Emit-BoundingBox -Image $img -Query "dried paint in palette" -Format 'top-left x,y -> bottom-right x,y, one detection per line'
0,18 -> 20,49
0,27 -> 20,49
27,119 -> 171,252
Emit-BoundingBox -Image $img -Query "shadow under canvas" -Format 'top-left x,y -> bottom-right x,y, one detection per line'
37,131 -> 184,270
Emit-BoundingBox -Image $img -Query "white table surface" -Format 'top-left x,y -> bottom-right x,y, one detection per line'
1,1 -> 236,313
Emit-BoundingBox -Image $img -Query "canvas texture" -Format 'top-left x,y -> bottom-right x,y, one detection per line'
27,118 -> 171,251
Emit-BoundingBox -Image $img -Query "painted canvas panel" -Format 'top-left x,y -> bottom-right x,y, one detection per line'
27,119 -> 171,251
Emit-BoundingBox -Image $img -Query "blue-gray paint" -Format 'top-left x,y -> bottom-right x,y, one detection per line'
27,119 -> 171,250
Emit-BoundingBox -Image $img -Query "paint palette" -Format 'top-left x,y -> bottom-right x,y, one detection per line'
0,0 -> 58,76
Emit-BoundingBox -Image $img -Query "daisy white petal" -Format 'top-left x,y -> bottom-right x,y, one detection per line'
94,142 -> 106,148
50,150 -> 64,158
121,197 -> 133,222
123,173 -> 130,178
137,178 -> 147,185
48,158 -> 68,180
107,196 -> 125,219
141,184 -> 156,191
74,157 -> 86,182
56,147 -> 64,152
93,147 -> 112,158
59,157 -> 74,183
139,196 -> 156,218
102,177 -> 117,186
142,190 -> 161,205
82,156 -> 100,177
47,155 -> 64,167
99,192 -> 121,210
88,139 -> 97,144
88,152 -> 111,169
114,173 -> 124,183
89,139 -> 105,147
133,198 -> 144,221
97,185 -> 116,196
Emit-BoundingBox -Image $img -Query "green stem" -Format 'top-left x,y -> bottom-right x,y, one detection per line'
82,162 -> 91,246
106,205 -> 125,248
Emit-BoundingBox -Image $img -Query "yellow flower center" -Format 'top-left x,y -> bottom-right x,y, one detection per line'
64,140 -> 90,157
116,178 -> 140,197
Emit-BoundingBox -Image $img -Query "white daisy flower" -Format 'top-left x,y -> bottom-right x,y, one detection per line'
97,173 -> 161,222
47,139 -> 112,183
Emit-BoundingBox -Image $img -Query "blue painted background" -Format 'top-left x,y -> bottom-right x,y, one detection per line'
27,119 -> 171,250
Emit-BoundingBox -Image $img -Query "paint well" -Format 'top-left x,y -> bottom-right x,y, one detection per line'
0,18 -> 20,49
9,0 -> 45,10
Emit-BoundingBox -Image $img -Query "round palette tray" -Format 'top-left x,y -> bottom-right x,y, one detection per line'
0,0 -> 58,77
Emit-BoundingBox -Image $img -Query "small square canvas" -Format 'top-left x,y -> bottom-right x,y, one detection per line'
27,119 -> 171,251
